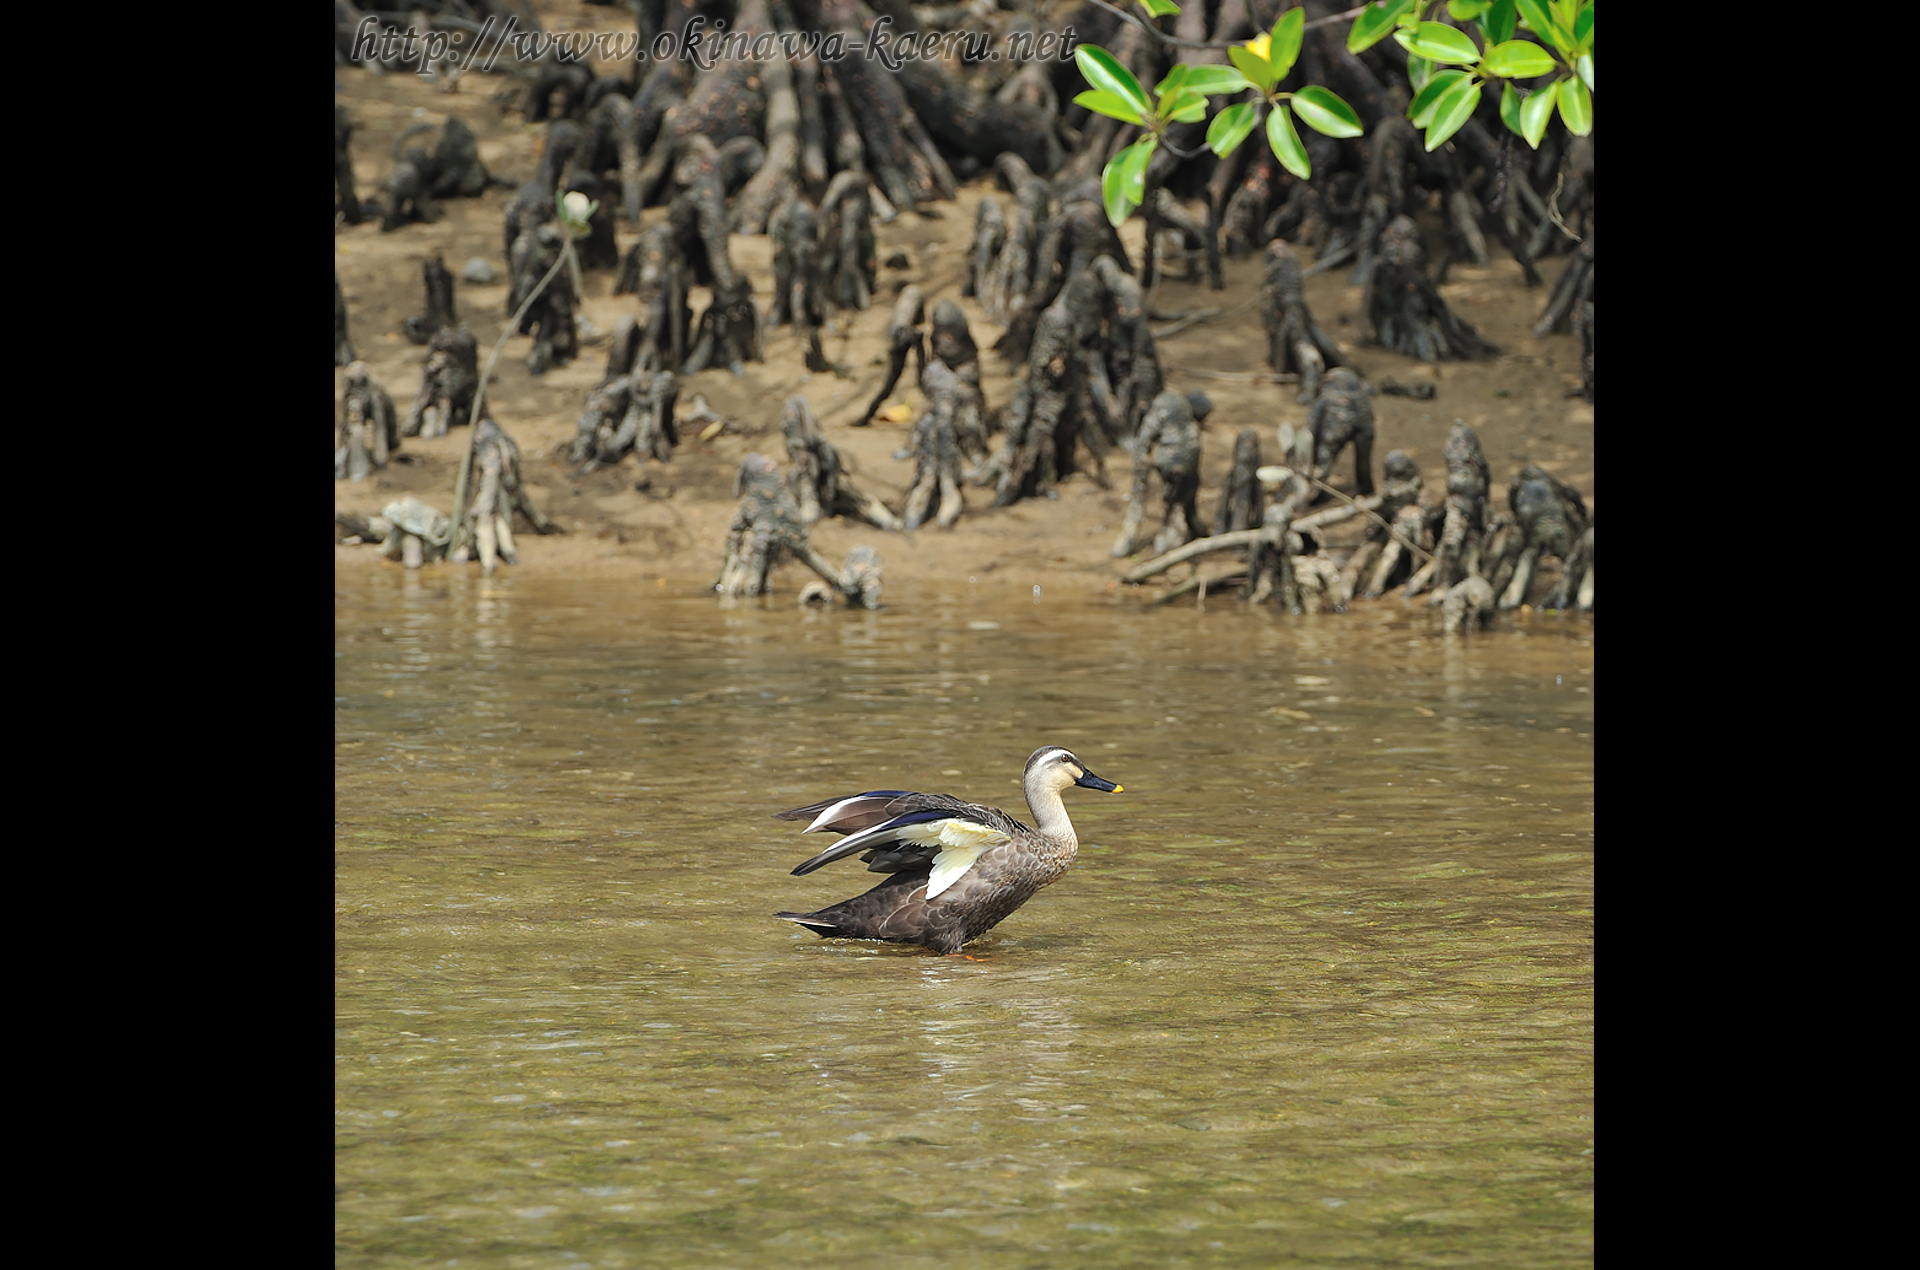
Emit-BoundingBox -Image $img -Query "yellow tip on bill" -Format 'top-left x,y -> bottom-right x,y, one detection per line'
1112,785 -> 1124,793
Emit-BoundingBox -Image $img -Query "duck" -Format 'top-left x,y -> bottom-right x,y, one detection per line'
773,747 -> 1124,955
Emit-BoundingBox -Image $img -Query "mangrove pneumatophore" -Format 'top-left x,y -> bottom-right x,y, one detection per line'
716,453 -> 883,607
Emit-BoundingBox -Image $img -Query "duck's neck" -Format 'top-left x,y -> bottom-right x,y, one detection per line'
1024,776 -> 1077,849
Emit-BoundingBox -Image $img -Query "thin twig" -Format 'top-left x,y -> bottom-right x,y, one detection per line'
1301,240 -> 1357,277
1151,295 -> 1256,339
1160,139 -> 1215,160
1079,0 -> 1227,50
824,370 -> 884,422
1299,2 -> 1379,31
1152,567 -> 1247,606
1080,0 -> 1372,52
1288,493 -> 1377,534
1546,167 -> 1581,243
1151,306 -> 1219,339
1172,367 -> 1300,384
450,240 -> 573,558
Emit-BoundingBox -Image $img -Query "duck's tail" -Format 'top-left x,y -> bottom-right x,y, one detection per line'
774,910 -> 843,936
776,870 -> 943,947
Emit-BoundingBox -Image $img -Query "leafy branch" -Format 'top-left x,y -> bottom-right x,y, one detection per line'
1074,9 -> 1362,227
1076,0 -> 1593,227
1356,0 -> 1594,150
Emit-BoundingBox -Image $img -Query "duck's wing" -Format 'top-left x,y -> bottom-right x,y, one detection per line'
786,793 -> 1025,898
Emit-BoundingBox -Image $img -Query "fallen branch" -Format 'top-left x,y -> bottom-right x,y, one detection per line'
1267,467 -> 1437,566
1125,471 -> 1435,586
1289,491 -> 1385,535
1124,527 -> 1264,582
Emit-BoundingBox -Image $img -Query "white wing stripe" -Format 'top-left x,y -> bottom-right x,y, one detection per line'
924,821 -> 1011,901
803,795 -> 878,834
926,845 -> 988,900
823,812 -> 935,855
818,814 -> 1011,886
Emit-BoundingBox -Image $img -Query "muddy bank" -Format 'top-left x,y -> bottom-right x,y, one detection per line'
333,43 -> 1593,600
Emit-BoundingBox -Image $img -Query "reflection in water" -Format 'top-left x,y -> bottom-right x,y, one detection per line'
337,572 -> 1594,1266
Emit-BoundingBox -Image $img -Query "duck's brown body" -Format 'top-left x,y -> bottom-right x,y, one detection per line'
774,748 -> 1120,954
776,829 -> 1075,955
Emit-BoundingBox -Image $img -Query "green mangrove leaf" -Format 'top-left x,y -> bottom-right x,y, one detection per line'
1269,7 -> 1305,81
1481,39 -> 1556,78
1075,45 -> 1152,120
1228,44 -> 1274,93
1409,68 -> 1468,128
1349,0 -> 1414,53
1482,0 -> 1516,45
1290,85 -> 1363,138
1101,150 -> 1131,227
1179,65 -> 1254,96
1519,80 -> 1555,146
1404,20 -> 1480,63
1424,74 -> 1481,150
1073,89 -> 1144,125
1268,103 -> 1310,179
1207,101 -> 1258,157
1556,75 -> 1591,134
1119,137 -> 1152,202
1163,90 -> 1208,123
1514,0 -> 1572,53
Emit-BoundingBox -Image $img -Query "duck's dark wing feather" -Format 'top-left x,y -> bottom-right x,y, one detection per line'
774,790 -> 913,833
783,791 -> 1027,877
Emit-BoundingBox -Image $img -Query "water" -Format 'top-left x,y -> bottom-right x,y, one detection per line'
336,570 -> 1594,1267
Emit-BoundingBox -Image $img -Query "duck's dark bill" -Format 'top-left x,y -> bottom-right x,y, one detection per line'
1076,771 -> 1122,793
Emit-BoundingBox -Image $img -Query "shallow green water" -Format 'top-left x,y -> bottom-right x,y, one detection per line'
336,570 -> 1593,1268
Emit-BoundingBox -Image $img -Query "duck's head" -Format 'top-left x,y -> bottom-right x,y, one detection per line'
1025,746 -> 1122,795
